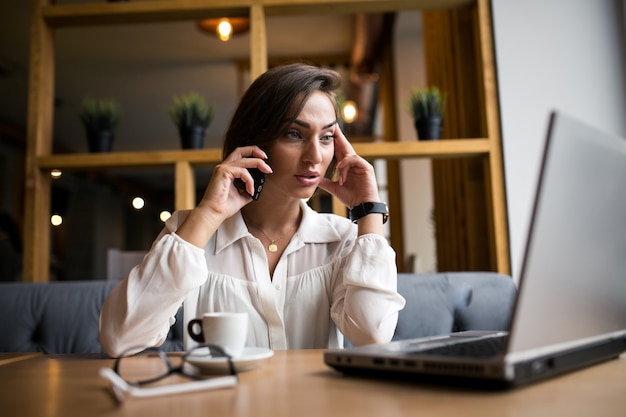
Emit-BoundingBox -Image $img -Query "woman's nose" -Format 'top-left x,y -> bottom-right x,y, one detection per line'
302,139 -> 322,164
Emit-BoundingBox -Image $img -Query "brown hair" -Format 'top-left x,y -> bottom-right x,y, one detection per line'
222,63 -> 342,159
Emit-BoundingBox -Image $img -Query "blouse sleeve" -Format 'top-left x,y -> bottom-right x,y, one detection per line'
330,234 -> 406,346
99,212 -> 207,357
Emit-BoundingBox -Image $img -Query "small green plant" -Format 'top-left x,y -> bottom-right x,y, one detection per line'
169,92 -> 214,129
78,98 -> 121,132
409,86 -> 446,121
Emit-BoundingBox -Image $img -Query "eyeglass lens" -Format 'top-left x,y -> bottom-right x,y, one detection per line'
114,345 -> 236,386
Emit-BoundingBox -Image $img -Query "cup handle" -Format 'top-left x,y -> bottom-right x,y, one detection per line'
187,318 -> 205,343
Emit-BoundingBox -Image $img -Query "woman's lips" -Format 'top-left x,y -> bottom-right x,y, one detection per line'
294,173 -> 320,186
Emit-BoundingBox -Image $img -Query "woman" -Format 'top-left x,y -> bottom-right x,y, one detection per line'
99,63 -> 405,357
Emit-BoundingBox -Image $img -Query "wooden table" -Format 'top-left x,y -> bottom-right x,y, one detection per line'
0,352 -> 41,367
0,350 -> 624,417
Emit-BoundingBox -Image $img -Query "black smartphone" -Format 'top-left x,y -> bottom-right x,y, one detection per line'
234,168 -> 266,200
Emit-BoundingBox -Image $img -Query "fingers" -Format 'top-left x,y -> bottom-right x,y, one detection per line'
323,152 -> 380,204
333,128 -> 361,187
193,145 -> 272,226
223,146 -> 273,175
220,146 -> 273,199
335,154 -> 364,186
332,126 -> 356,161
223,145 -> 268,164
234,168 -> 255,198
240,158 -> 273,174
317,177 -> 336,196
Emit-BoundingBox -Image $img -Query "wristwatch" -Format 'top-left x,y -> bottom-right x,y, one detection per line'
349,202 -> 389,224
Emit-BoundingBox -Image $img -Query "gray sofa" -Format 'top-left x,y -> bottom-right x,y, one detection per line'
392,272 -> 516,341
0,272 -> 516,355
0,281 -> 184,354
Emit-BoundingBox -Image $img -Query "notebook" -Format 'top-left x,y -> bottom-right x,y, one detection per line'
324,111 -> 626,388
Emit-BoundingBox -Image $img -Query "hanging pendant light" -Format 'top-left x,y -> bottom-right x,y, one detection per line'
197,17 -> 250,42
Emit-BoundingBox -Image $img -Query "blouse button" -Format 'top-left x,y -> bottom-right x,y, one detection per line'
275,284 -> 282,290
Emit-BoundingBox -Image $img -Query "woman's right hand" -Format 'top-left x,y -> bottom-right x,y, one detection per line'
176,146 -> 272,248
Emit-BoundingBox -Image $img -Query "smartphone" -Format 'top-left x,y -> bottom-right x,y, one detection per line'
234,168 -> 266,200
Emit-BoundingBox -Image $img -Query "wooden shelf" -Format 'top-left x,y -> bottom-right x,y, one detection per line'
43,0 -> 474,27
37,140 -> 490,171
38,149 -> 223,170
355,139 -> 490,159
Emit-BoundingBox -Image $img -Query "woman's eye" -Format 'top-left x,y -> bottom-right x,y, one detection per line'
320,134 -> 335,143
285,130 -> 301,140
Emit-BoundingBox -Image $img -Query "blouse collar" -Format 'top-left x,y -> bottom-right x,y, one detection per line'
215,200 -> 344,254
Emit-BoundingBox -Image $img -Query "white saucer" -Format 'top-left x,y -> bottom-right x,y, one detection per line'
186,347 -> 274,373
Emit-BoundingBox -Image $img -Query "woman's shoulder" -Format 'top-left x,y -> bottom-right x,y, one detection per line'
315,211 -> 353,230
300,203 -> 355,240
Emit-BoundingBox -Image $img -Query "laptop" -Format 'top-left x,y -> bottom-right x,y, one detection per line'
324,111 -> 626,388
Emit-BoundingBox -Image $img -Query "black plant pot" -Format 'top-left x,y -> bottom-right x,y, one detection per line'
179,125 -> 206,149
415,117 -> 442,140
86,130 -> 114,153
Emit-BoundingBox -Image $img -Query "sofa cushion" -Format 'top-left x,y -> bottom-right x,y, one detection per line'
0,281 -> 183,354
393,272 -> 516,341
449,272 -> 517,332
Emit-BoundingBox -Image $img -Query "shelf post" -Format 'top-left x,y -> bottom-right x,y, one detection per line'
175,161 -> 196,210
249,5 -> 267,80
23,0 -> 55,282
477,0 -> 510,275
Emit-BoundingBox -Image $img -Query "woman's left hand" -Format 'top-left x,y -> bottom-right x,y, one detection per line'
318,127 -> 380,209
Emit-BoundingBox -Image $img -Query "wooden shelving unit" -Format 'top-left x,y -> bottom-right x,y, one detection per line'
24,0 -> 509,282
37,139 -> 492,169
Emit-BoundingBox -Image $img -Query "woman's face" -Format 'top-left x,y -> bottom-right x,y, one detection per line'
262,90 -> 337,201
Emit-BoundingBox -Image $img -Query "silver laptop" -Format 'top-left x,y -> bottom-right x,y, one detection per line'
325,111 -> 626,388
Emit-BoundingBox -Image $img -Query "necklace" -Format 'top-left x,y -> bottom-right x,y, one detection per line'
254,227 -> 281,253
247,222 -> 298,253
242,212 -> 299,254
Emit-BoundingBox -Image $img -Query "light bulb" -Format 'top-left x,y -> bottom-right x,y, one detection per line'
342,101 -> 357,124
51,214 -> 63,226
160,211 -> 171,222
132,197 -> 145,210
217,18 -> 232,42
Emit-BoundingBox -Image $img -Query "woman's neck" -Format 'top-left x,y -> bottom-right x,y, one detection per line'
240,198 -> 302,234
241,199 -> 302,276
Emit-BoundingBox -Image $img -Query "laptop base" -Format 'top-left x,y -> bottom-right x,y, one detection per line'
325,336 -> 626,389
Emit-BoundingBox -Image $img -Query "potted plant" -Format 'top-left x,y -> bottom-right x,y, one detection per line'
78,98 -> 121,152
409,86 -> 446,140
169,92 -> 215,149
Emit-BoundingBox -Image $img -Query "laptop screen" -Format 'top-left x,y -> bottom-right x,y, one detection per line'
508,111 -> 626,355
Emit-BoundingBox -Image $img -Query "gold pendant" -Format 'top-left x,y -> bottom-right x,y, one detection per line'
268,242 -> 278,253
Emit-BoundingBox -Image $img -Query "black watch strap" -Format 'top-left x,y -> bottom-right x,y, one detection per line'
349,202 -> 389,224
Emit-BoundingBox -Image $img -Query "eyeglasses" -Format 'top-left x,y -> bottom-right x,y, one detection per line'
99,344 -> 238,402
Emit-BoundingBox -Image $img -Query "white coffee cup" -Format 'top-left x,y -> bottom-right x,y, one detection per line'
187,312 -> 248,357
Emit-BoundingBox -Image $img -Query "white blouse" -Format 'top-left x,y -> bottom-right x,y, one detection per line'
99,201 -> 405,357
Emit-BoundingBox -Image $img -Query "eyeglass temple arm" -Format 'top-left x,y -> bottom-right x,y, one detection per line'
100,368 -> 237,402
